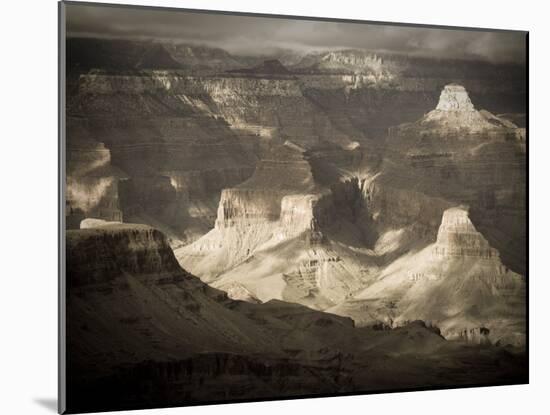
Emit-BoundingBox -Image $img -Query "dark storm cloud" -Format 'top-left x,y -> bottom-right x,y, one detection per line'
66,3 -> 526,63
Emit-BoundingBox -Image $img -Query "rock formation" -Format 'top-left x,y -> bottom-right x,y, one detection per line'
65,224 -> 527,412
175,141 -> 380,308
435,84 -> 476,111
372,84 -> 526,274
432,206 -> 499,259
330,206 -> 526,346
392,83 -> 522,138
175,142 -> 332,281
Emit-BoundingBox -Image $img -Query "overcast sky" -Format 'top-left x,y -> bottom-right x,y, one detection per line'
66,3 -> 526,63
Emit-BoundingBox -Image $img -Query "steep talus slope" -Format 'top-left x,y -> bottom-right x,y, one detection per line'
330,206 -> 525,346
176,142 -> 329,279
175,142 -> 380,308
66,223 -> 526,412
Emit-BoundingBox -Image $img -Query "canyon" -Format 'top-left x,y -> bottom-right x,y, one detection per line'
64,36 -> 527,412
66,223 -> 526,412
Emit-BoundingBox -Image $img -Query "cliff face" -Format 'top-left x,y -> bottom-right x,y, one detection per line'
433,207 -> 499,259
175,142 -> 379,307
215,144 -> 319,227
65,224 -> 526,412
175,143 -> 335,283
66,224 -> 183,286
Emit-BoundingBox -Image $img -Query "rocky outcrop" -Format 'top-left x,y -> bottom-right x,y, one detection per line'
446,327 -> 492,345
176,143 -> 335,279
175,142 -> 378,306
432,206 -> 499,259
215,143 -> 320,228
391,84 -> 521,139
66,224 -> 183,287
331,206 -> 526,346
296,50 -> 388,77
79,218 -> 122,229
435,84 -> 475,111
279,193 -> 333,239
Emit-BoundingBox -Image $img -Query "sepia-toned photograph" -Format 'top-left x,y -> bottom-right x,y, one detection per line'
60,1 -> 527,413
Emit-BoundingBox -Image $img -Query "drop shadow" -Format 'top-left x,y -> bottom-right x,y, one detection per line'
34,398 -> 57,413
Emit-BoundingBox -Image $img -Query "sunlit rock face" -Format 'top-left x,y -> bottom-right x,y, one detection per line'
330,206 -> 526,346
395,83 -> 521,137
195,76 -> 360,149
79,218 -> 122,229
66,39 -> 526,241
433,206 -> 499,259
214,143 -> 320,228
435,84 -> 476,111
175,142 -> 378,307
175,142 -> 333,281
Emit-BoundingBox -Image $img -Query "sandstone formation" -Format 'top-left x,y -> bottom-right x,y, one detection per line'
432,206 -> 499,259
393,83 -> 521,138
176,142 -> 328,276
66,40 -> 526,248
